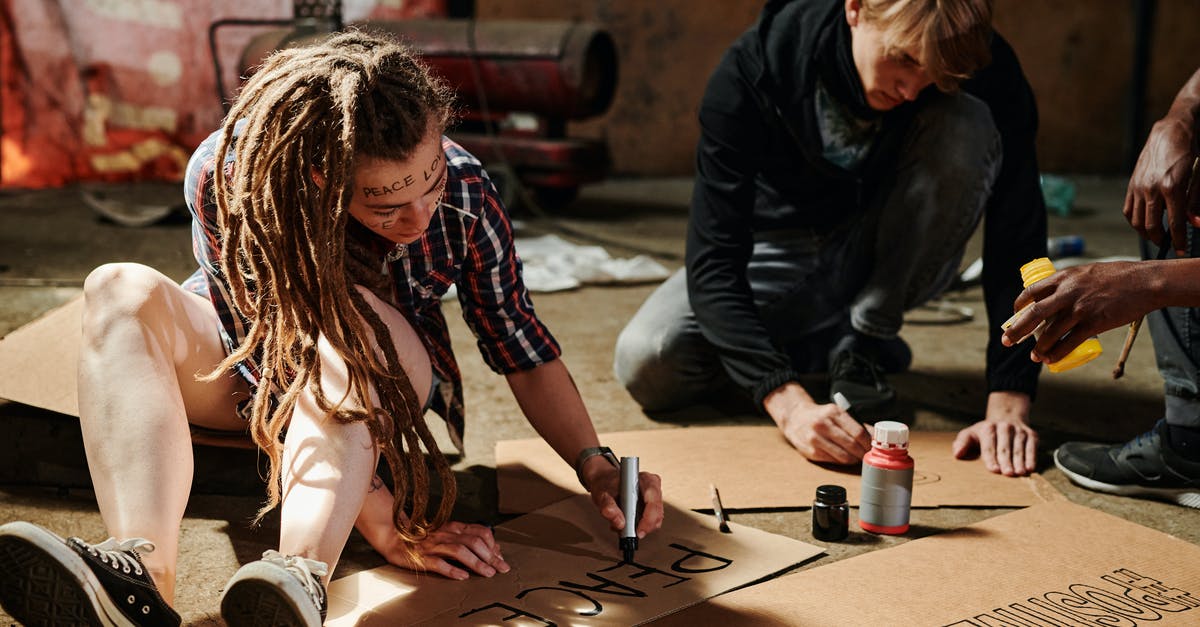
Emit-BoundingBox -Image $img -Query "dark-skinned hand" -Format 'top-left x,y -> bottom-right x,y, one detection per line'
1123,115 -> 1199,255
1001,261 -> 1158,364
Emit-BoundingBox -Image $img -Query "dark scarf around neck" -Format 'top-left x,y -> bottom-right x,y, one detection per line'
815,16 -> 881,121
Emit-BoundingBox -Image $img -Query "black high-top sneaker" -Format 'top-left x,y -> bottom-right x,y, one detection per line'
221,550 -> 328,627
0,521 -> 180,626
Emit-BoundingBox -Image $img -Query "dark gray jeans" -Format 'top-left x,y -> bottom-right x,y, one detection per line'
1145,233 -> 1200,428
614,92 -> 1003,411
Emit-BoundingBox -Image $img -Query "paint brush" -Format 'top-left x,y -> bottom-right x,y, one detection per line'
710,484 -> 731,533
1112,318 -> 1143,379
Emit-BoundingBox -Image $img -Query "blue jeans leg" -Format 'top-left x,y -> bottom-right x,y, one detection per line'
613,269 -> 733,411
850,92 -> 1002,339
1144,231 -> 1200,429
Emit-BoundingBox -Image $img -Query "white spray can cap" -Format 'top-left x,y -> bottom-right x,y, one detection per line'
872,421 -> 910,449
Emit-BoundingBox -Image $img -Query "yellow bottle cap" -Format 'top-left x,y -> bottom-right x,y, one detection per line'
1020,257 -> 1056,288
1047,337 -> 1103,373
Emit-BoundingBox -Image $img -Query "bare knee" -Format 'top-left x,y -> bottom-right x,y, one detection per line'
81,263 -> 172,342
348,284 -> 433,400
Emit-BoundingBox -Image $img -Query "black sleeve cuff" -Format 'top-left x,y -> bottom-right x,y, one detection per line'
751,368 -> 802,409
987,332 -> 1043,401
986,371 -> 1040,401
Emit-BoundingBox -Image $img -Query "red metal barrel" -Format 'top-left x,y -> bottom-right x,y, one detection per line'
239,18 -> 618,120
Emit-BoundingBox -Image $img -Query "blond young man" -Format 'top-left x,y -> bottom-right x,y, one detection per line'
616,0 -> 1048,475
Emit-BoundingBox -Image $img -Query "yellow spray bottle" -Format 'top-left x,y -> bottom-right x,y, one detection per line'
1009,257 -> 1103,373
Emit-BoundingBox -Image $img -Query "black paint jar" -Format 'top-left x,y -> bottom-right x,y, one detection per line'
812,484 -> 849,541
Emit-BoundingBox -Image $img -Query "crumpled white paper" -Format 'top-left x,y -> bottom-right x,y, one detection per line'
446,234 -> 672,298
514,234 -> 671,292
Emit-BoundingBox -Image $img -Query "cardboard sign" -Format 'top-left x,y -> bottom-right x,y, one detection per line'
325,495 -> 823,626
497,426 -> 1060,513
0,296 -> 81,416
653,501 -> 1200,626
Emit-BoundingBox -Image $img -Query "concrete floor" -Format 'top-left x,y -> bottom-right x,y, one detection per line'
1,175 -> 1198,625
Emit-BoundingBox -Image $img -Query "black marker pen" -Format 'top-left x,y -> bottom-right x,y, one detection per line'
619,456 -> 639,562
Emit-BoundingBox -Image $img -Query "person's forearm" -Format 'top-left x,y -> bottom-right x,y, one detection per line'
686,239 -> 793,401
977,121 -> 1046,396
506,359 -> 602,474
1165,68 -> 1200,125
354,478 -> 393,537
1149,258 -> 1200,309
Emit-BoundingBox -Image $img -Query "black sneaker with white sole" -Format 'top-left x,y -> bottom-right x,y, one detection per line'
1054,419 -> 1200,509
0,521 -> 180,626
221,550 -> 328,627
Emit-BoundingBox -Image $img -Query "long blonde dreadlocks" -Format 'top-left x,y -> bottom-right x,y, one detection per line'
206,29 -> 457,544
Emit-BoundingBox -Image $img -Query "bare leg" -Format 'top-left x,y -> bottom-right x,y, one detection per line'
278,286 -> 432,577
77,263 -> 248,603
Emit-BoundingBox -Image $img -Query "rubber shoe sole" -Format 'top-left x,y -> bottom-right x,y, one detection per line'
1054,448 -> 1200,509
0,521 -> 136,627
221,560 -> 322,627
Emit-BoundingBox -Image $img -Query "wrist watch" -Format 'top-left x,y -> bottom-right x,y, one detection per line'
574,446 -> 618,489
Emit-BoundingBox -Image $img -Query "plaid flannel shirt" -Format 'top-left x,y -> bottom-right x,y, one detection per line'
182,128 -> 561,451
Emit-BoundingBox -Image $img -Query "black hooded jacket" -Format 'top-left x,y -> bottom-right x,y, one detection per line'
686,0 -> 1046,405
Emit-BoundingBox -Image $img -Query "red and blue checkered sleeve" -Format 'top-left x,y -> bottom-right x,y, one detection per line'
456,177 -> 562,374
182,130 -> 248,346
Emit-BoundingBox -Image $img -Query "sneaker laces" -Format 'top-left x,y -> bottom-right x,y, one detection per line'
1122,419 -> 1165,453
260,550 -> 328,609
86,537 -> 155,576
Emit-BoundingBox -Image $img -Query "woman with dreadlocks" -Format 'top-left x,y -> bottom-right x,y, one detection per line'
0,30 -> 664,627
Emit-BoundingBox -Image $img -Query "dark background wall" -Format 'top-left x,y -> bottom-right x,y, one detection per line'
478,0 -> 1200,176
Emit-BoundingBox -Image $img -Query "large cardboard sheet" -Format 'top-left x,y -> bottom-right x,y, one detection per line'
497,426 -> 1060,513
326,494 -> 823,626
653,501 -> 1200,626
0,296 -> 82,416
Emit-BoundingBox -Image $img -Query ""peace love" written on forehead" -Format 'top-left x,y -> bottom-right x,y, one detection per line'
362,153 -> 443,198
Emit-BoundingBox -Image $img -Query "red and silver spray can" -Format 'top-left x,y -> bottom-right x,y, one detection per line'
859,421 -> 913,535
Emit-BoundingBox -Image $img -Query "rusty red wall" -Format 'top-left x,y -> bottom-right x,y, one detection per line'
479,0 -> 1200,176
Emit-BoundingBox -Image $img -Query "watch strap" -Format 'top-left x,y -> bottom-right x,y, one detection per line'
575,446 -> 618,489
